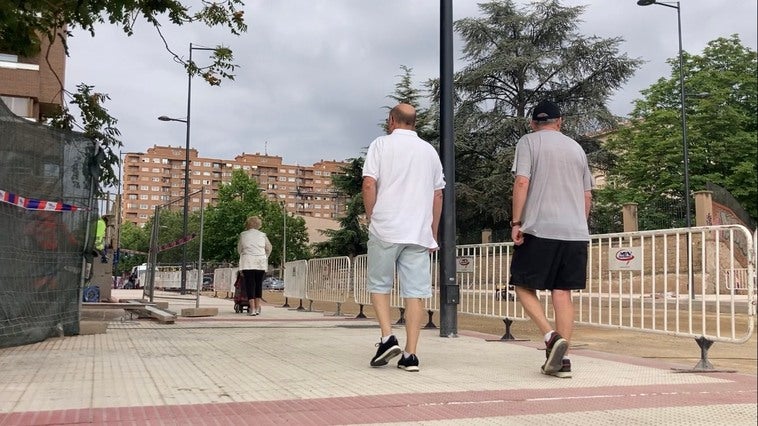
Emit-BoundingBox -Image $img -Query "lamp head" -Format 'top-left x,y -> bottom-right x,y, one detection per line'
158,116 -> 172,121
637,0 -> 657,5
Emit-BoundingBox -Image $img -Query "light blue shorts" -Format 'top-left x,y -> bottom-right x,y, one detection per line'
367,234 -> 431,298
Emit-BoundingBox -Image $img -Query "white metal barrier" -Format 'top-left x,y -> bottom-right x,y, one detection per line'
580,225 -> 755,344
152,269 -> 203,290
283,260 -> 309,303
213,267 -> 238,293
307,256 -> 351,314
345,225 -> 755,348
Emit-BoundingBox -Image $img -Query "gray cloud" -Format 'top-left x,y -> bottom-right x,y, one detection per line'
65,0 -> 757,165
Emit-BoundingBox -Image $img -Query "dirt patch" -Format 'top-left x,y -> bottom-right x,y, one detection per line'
232,290 -> 756,375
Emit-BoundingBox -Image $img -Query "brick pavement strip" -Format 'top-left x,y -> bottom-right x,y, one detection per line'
0,298 -> 755,425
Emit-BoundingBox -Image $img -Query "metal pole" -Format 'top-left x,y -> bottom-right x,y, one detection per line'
675,2 -> 690,228
114,151 -> 123,279
180,43 -> 193,295
282,201 -> 287,279
439,0 -> 458,337
196,188 -> 205,308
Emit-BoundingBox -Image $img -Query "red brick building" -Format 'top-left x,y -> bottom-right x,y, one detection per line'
0,34 -> 66,121
122,145 -> 348,227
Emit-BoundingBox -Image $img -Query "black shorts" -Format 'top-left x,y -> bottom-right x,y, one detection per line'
242,269 -> 265,299
509,234 -> 588,291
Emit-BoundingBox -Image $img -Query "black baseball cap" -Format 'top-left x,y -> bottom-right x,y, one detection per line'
531,100 -> 562,121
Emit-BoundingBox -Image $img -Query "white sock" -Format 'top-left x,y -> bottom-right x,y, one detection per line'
403,351 -> 413,358
544,331 -> 555,343
381,335 -> 392,344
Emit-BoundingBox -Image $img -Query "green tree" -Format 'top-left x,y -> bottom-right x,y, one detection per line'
116,221 -> 149,274
313,157 -> 368,258
384,65 -> 437,142
445,0 -> 641,242
1,1 -> 247,190
202,170 -> 310,266
601,35 -> 757,222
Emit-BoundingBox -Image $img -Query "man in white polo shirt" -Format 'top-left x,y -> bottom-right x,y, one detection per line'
362,103 -> 445,372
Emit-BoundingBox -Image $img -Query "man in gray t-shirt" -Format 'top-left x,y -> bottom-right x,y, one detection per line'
509,100 -> 593,379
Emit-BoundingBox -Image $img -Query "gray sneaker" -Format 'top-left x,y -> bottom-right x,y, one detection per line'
541,332 -> 568,374
543,358 -> 572,378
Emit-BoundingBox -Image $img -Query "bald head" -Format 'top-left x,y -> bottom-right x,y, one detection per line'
388,103 -> 417,130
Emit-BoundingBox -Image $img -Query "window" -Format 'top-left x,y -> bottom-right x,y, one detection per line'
151,195 -> 161,200
152,158 -> 161,163
203,162 -> 211,167
140,194 -> 148,200
152,168 -> 160,173
151,177 -> 160,182
287,177 -> 295,182
314,171 -> 322,176
0,95 -> 32,118
139,204 -> 149,210
278,176 -> 286,181
140,185 -> 149,190
193,161 -> 201,166
151,186 -> 160,191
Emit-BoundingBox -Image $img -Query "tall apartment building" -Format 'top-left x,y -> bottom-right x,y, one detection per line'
122,145 -> 348,227
0,34 -> 66,121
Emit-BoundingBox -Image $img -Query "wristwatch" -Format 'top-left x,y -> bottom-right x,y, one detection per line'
510,220 -> 522,227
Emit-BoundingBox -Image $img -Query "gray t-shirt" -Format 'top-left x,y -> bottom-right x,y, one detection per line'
511,129 -> 593,241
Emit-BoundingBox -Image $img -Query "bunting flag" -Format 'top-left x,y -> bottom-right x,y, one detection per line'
158,233 -> 197,252
0,188 -> 84,212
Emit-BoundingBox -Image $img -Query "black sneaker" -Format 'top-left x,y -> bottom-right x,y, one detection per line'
397,354 -> 419,372
370,335 -> 401,367
543,358 -> 572,378
541,332 -> 568,374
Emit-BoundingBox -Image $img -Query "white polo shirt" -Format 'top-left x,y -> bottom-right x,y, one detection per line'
363,129 -> 446,249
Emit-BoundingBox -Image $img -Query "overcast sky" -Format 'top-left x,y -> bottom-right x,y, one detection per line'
65,0 -> 757,166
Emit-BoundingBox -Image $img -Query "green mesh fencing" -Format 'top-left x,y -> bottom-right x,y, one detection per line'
0,100 -> 97,348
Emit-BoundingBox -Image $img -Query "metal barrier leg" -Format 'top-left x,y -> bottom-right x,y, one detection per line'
693,336 -> 714,370
423,310 -> 437,329
296,299 -> 305,311
355,304 -> 367,319
334,302 -> 342,316
672,336 -> 736,373
500,318 -> 516,340
282,297 -> 290,308
307,300 -> 314,312
395,307 -> 406,325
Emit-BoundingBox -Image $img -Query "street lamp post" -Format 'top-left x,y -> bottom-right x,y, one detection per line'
158,42 -> 216,294
281,201 -> 287,280
637,0 -> 691,227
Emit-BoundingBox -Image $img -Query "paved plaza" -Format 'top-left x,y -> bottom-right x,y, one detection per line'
0,290 -> 755,425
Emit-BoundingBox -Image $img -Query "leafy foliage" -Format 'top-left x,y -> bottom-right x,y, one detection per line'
1,0 -> 247,191
438,0 -> 641,242
600,35 -> 757,223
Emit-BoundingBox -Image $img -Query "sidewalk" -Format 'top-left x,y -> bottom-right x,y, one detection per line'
0,289 -> 755,425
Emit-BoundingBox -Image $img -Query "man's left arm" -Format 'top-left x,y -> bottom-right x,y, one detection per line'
584,190 -> 592,220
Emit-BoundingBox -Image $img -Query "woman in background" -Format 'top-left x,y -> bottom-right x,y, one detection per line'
237,216 -> 272,316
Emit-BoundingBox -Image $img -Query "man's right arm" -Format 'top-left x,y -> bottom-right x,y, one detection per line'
362,176 -> 377,222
